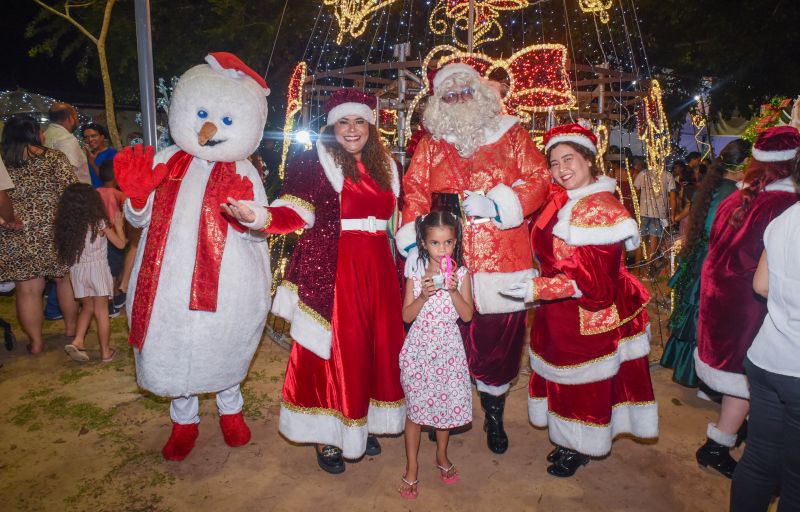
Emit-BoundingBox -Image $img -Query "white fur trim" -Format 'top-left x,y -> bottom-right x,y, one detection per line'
529,327 -> 650,386
476,379 -> 510,396
693,348 -> 750,398
707,423 -> 737,447
270,198 -> 315,228
124,193 -> 155,229
367,401 -> 407,435
529,397 -> 659,457
433,63 -> 481,91
544,134 -> 597,155
326,102 -> 376,126
484,115 -> 519,146
553,176 -> 640,249
279,403 -> 368,459
315,139 -> 399,197
396,222 -> 417,256
752,147 -> 798,162
473,268 -> 535,314
764,176 -> 797,193
487,183 -> 524,229
236,200 -> 269,230
271,283 -> 332,360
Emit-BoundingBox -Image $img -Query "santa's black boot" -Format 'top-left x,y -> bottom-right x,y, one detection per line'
480,392 -> 508,454
696,423 -> 737,479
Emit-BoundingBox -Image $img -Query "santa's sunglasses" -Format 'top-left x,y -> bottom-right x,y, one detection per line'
441,87 -> 475,104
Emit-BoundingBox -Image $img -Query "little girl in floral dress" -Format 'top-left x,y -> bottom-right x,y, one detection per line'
399,211 -> 474,500
55,183 -> 127,362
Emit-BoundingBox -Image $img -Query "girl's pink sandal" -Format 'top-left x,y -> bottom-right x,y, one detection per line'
399,476 -> 419,500
436,463 -> 459,484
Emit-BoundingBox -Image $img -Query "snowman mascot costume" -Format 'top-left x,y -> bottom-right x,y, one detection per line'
115,52 -> 271,461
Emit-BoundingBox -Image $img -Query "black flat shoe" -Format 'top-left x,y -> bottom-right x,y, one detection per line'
546,446 -> 569,463
365,435 -> 381,456
696,438 -> 736,479
316,445 -> 345,474
546,449 -> 590,477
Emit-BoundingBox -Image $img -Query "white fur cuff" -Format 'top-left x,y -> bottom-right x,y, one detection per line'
237,200 -> 270,229
476,379 -> 510,396
487,183 -> 524,229
707,423 -> 737,447
395,222 -> 417,256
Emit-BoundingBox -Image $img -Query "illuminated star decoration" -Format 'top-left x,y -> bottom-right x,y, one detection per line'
429,0 -> 530,50
578,0 -> 613,24
323,0 -> 399,44
279,62 -> 307,180
636,79 -> 671,194
404,44 -> 575,141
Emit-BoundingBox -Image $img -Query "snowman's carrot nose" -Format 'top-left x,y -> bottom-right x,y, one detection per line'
198,121 -> 218,146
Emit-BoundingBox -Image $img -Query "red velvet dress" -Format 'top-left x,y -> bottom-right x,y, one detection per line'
695,181 -> 797,398
526,177 -> 658,457
279,162 -> 406,459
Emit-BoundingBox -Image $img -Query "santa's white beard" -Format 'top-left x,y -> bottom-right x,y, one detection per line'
424,84 -> 502,158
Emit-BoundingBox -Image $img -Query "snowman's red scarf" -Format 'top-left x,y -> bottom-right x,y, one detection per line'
128,150 -> 251,350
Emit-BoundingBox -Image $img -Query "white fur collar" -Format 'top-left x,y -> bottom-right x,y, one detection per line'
565,175 -> 617,200
441,115 -> 519,148
736,176 -> 797,193
316,141 -> 400,197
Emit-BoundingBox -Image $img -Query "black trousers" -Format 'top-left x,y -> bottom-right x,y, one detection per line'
731,358 -> 800,512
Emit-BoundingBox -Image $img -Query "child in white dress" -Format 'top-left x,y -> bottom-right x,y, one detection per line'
399,211 -> 474,499
55,184 -> 126,362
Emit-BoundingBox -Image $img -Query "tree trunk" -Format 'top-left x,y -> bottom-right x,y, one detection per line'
98,0 -> 121,148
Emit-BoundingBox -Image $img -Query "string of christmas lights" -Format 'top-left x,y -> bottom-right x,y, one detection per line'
637,79 -> 670,194
578,0 -> 613,24
428,0 -> 530,49
322,0 -> 399,44
279,62 -> 307,180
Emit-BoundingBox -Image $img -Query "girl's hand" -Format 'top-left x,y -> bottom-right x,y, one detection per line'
220,197 -> 256,224
446,275 -> 458,293
420,277 -> 437,300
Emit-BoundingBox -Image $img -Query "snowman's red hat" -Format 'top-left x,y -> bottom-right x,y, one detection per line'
205,52 -> 270,96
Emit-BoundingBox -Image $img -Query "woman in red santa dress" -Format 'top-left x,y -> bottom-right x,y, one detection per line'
223,88 -> 405,474
502,124 -> 658,477
693,125 -> 800,479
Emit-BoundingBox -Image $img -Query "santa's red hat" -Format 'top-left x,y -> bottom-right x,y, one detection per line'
752,125 -> 800,162
543,123 -> 598,154
205,52 -> 270,96
432,63 -> 481,92
325,88 -> 377,126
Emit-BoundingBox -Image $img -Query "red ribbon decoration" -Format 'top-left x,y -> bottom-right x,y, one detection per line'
128,151 -> 252,351
534,184 -> 569,231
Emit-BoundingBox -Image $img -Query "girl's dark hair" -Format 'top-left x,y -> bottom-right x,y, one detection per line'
1,115 -> 46,167
80,122 -> 110,140
680,139 -> 751,258
545,141 -> 601,177
415,211 -> 463,267
55,183 -> 108,266
729,157 -> 794,228
320,123 -> 393,190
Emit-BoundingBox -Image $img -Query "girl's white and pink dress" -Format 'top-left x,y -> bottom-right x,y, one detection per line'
70,221 -> 114,299
400,265 -> 472,428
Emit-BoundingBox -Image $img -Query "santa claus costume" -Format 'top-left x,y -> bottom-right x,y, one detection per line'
239,89 -> 405,473
694,125 -> 800,478
397,63 -> 550,454
503,124 -> 658,477
117,53 -> 273,461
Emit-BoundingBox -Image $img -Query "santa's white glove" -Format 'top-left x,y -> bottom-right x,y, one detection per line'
463,191 -> 498,219
404,246 -> 424,278
500,280 -> 534,302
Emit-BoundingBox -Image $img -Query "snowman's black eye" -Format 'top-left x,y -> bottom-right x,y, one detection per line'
197,109 -> 208,119
222,116 -> 233,126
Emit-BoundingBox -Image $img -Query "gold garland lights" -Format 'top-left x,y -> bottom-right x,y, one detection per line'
278,62 -> 307,180
578,0 -> 613,24
429,0 -> 530,50
690,110 -> 712,161
637,79 -> 670,195
323,0 -> 398,45
594,123 -> 609,170
404,44 -> 575,142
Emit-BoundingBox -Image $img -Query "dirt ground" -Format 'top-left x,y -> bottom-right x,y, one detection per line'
0,287 -> 741,512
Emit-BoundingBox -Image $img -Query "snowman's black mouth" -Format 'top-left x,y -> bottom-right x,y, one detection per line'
204,138 -> 226,147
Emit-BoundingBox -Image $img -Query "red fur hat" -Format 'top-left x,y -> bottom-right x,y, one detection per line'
543,123 -> 598,154
205,52 -> 269,95
325,88 -> 377,126
752,125 -> 800,162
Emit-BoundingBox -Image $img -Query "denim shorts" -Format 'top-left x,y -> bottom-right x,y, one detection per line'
640,216 -> 664,237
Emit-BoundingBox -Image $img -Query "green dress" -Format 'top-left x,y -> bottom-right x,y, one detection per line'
660,178 -> 738,387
